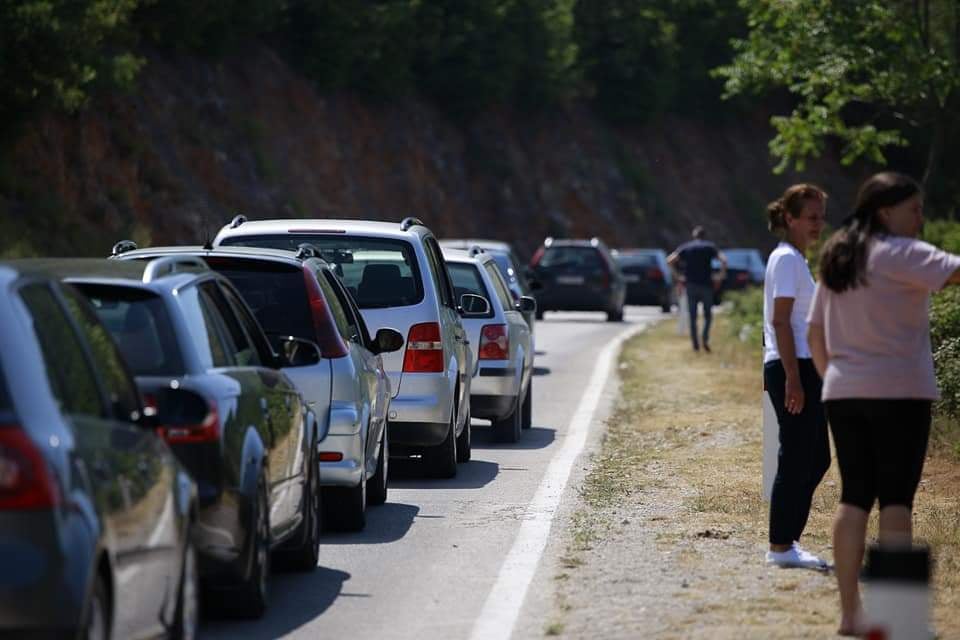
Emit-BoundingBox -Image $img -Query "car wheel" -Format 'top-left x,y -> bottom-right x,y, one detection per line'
456,404 -> 471,462
493,397 -> 522,443
535,308 -> 544,320
230,476 -> 270,618
424,411 -> 457,478
607,306 -> 624,322
367,426 -> 389,506
325,471 -> 367,532
83,574 -> 110,640
173,535 -> 199,640
521,378 -> 532,430
277,453 -> 321,571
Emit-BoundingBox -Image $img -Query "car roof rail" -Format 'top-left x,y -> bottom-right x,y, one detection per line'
590,237 -> 601,247
468,245 -> 486,257
295,243 -> 321,260
228,214 -> 247,229
400,217 -> 424,231
544,236 -> 554,248
142,256 -> 208,283
111,240 -> 138,257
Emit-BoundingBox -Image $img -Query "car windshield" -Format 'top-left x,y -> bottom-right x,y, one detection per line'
724,250 -> 763,270
616,254 -> 658,267
204,258 -> 315,343
74,284 -> 185,376
220,235 -> 423,309
539,246 -> 603,270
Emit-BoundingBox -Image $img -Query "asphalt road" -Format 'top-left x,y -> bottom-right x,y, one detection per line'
203,306 -> 664,639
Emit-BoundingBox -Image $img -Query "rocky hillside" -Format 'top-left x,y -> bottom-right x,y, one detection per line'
0,47 -> 859,260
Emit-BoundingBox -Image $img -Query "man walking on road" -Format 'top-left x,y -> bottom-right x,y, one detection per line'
668,226 -> 726,352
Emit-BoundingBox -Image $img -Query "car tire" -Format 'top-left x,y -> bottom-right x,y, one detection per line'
607,306 -> 624,322
456,405 -> 471,462
229,476 -> 270,618
172,535 -> 199,640
535,308 -> 544,320
82,574 -> 110,640
521,378 -> 532,430
325,472 -> 367,532
424,411 -> 457,479
277,453 -> 321,571
493,397 -> 522,443
367,426 -> 389,506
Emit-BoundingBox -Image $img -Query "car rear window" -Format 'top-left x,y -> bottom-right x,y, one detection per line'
203,258 -> 315,343
74,284 -> 185,377
724,252 -> 754,270
616,254 -> 658,268
447,263 -> 494,316
539,246 -> 603,270
219,235 -> 423,309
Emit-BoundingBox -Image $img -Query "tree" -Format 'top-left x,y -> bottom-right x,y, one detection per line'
716,0 -> 960,208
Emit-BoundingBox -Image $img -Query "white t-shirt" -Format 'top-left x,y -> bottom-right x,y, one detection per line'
763,242 -> 815,363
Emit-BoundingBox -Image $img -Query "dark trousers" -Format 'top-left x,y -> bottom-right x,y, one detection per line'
685,282 -> 713,349
764,358 -> 831,545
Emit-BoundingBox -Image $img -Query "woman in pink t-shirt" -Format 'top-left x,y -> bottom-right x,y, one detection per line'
807,172 -> 960,636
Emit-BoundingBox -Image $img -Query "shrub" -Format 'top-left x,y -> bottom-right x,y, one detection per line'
724,286 -> 764,349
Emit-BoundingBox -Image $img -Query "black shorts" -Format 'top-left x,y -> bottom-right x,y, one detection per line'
824,399 -> 931,511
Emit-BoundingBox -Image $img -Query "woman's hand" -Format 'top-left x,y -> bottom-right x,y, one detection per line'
785,375 -> 805,415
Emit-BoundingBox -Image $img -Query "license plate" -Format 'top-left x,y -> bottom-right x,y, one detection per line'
623,274 -> 640,283
556,275 -> 585,285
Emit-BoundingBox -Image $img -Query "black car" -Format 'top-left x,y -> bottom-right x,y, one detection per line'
0,262 -> 200,639
527,237 -> 626,321
47,257 -> 322,618
613,249 -> 675,312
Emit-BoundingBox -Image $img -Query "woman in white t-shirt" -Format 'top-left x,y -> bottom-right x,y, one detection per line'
762,184 -> 830,570
808,172 -> 960,636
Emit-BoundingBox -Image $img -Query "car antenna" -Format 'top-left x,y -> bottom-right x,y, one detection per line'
202,221 -> 214,250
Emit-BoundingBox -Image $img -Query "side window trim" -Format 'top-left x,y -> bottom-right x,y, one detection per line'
217,280 -> 274,366
194,282 -> 236,368
321,269 -> 372,347
425,237 -> 455,308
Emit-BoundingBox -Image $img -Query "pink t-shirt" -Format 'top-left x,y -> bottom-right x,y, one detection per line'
807,236 -> 960,401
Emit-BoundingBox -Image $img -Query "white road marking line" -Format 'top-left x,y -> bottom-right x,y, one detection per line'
469,322 -> 648,640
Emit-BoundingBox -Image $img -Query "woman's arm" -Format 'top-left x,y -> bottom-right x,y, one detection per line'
808,322 -> 828,379
772,296 -> 804,415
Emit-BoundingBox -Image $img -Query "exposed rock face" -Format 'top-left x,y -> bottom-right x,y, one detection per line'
3,47 -> 856,259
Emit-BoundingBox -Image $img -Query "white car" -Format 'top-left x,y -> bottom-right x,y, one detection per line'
214,216 -> 475,478
442,247 -> 535,442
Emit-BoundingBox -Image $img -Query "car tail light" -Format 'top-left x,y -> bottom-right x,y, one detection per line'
530,247 -> 544,267
479,324 -> 509,360
303,267 -> 349,358
157,398 -> 221,445
318,452 -> 343,462
0,426 -> 60,510
598,269 -> 610,289
736,272 -> 750,283
647,268 -> 663,281
403,323 -> 444,373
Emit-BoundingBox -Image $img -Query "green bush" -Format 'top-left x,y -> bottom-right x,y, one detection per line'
724,286 -> 764,349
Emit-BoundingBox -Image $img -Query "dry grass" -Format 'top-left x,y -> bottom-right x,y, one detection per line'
553,317 -> 960,638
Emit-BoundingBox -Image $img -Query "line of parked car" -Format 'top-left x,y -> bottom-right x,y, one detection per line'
0,216 -> 540,639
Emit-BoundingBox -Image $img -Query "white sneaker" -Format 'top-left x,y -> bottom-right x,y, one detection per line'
766,543 -> 829,569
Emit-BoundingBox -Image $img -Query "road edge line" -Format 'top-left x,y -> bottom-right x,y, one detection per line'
468,322 -> 647,640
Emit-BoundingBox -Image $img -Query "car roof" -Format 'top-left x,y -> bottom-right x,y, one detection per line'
9,257 -> 210,292
215,218 -> 432,242
441,248 -> 495,266
118,245 -> 326,269
439,239 -> 512,253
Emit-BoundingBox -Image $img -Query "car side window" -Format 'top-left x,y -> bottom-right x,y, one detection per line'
60,287 -> 141,422
424,238 -> 455,308
200,281 -> 260,367
314,269 -> 356,342
484,263 -> 514,311
218,283 -> 273,366
180,285 -> 231,369
18,283 -> 104,418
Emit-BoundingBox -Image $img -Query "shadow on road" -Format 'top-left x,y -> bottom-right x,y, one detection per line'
471,426 -> 556,451
201,565 -> 350,639
322,502 -> 419,545
388,458 -> 499,489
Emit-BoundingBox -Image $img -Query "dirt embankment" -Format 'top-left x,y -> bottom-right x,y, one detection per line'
1,47 -> 858,259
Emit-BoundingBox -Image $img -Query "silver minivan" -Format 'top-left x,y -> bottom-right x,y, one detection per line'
215,217 -> 475,478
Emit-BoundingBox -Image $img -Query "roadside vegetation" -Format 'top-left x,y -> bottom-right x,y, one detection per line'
551,316 -> 960,638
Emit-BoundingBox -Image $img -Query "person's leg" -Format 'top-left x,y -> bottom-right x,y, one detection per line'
765,360 -> 804,551
700,286 -> 714,350
791,360 -> 831,542
686,287 -> 700,350
875,400 -> 932,548
878,506 -> 912,547
834,503 -> 869,635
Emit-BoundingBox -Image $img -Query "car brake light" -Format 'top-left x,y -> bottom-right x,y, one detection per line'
303,267 -> 349,358
647,268 -> 663,280
479,324 -> 509,360
0,426 -> 60,510
736,272 -> 750,282
157,399 -> 221,444
403,323 -> 444,373
318,452 -> 343,462
530,247 -> 544,267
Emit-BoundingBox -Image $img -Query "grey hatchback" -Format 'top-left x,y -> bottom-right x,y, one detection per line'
0,263 -> 200,639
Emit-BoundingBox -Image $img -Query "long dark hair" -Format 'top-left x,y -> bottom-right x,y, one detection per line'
819,172 -> 922,293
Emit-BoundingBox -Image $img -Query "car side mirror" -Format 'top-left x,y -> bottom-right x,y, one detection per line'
516,296 -> 537,313
268,334 -> 323,367
374,328 -> 405,354
459,293 -> 490,317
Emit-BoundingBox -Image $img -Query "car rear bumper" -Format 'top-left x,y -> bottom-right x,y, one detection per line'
536,288 -> 618,311
471,363 -> 518,398
389,372 -> 454,429
317,432 -> 364,487
471,394 -> 517,421
388,420 -> 449,448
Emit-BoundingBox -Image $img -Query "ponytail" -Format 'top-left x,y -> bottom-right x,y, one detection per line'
767,199 -> 787,233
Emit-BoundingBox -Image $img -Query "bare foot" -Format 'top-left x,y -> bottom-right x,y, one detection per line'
837,611 -> 866,637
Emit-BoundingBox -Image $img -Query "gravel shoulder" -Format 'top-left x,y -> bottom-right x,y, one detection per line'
538,317 -> 960,639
